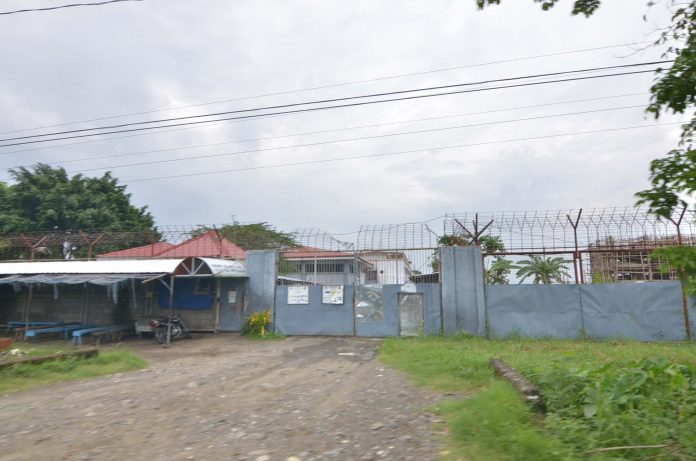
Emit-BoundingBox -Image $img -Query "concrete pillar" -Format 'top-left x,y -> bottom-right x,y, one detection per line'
440,246 -> 486,336
245,250 -> 278,316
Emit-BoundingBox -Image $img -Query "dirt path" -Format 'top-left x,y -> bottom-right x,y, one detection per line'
0,336 -> 441,461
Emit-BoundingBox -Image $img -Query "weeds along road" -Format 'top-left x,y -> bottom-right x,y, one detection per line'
0,336 -> 440,461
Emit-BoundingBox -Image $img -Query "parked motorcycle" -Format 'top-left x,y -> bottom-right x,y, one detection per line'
149,314 -> 191,344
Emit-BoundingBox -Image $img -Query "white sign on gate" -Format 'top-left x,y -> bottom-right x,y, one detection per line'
322,285 -> 344,304
287,286 -> 309,304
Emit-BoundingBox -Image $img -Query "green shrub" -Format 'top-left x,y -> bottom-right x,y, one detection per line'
242,310 -> 272,337
535,358 -> 696,458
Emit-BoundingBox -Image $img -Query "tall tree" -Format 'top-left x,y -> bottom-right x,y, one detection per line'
476,1 -> 696,217
1,164 -> 155,234
213,222 -> 299,251
515,255 -> 572,284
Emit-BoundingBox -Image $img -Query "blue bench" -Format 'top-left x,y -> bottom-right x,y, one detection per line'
25,324 -> 96,339
5,321 -> 61,333
71,325 -> 132,346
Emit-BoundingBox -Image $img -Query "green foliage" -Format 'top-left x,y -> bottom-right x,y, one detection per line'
380,336 -> 696,460
652,245 -> 696,294
2,164 -> 155,234
486,256 -> 515,285
0,348 -> 147,394
515,255 -> 571,284
242,309 -> 273,337
535,358 -> 696,458
476,0 -> 601,17
202,222 -> 298,251
433,234 -> 513,284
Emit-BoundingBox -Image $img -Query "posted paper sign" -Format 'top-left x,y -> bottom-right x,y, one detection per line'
322,285 -> 344,304
287,286 -> 309,304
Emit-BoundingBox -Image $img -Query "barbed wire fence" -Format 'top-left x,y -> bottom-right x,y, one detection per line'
1,206 -> 694,285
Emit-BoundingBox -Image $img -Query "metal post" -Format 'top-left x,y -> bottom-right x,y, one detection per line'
23,284 -> 34,340
566,209 -> 583,284
166,276 -> 175,348
668,206 -> 692,341
214,278 -> 221,333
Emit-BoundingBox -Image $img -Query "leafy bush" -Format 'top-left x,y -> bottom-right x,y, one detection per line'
535,358 -> 696,458
242,310 -> 272,337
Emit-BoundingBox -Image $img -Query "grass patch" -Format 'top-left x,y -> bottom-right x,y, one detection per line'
380,336 -> 696,460
243,331 -> 286,340
0,348 -> 147,394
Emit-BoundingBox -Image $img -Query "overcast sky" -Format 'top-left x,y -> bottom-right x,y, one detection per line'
0,0 -> 689,235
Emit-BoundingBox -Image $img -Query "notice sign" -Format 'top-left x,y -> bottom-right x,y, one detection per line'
287,286 -> 309,304
322,285 -> 344,304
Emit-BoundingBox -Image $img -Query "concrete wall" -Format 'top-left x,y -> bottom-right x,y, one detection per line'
486,285 -> 583,339
485,282 -> 695,341
440,246 -> 486,336
581,282 -> 694,341
275,285 -> 355,336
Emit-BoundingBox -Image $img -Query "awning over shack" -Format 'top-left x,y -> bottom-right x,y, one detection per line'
0,257 -> 247,288
0,273 -> 161,286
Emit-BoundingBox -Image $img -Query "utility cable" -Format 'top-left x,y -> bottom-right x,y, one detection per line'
122,121 -> 686,183
0,40 -> 653,135
0,60 -> 670,144
0,68 -> 665,148
0,0 -> 143,16
1,92 -> 648,168
65,105 -> 647,174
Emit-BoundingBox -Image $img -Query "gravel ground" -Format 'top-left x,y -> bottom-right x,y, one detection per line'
0,335 -> 442,461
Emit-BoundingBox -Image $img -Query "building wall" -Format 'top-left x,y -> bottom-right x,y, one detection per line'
0,283 -> 152,326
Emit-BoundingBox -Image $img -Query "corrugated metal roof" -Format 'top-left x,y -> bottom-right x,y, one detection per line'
282,246 -> 354,259
0,259 -> 182,275
95,231 -> 246,260
156,230 -> 246,259
97,242 -> 175,258
0,257 -> 248,278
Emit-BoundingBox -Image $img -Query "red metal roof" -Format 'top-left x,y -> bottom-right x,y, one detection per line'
156,230 -> 246,259
282,246 -> 354,259
98,242 -> 174,259
97,231 -> 246,259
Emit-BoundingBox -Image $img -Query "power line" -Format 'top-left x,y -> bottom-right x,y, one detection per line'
0,60 -> 669,144
122,121 -> 685,184
0,0 -> 142,16
64,105 -> 647,175
0,67 -> 665,148
3,92 -> 648,168
0,40 -> 653,135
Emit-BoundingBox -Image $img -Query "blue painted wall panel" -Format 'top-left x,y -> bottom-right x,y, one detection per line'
486,285 -> 582,339
275,285 -> 354,336
581,282 -> 691,341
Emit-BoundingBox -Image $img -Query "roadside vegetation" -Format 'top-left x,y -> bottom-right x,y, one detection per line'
0,345 -> 147,394
380,336 -> 696,460
241,310 -> 285,340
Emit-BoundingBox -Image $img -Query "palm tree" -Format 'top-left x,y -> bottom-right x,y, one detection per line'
515,255 -> 571,284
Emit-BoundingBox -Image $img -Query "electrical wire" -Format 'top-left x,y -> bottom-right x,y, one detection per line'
121,121 -> 685,183
1,92 -> 648,168
0,67 -> 666,148
0,60 -> 669,144
0,40 -> 653,135
0,0 -> 143,16
65,105 -> 647,174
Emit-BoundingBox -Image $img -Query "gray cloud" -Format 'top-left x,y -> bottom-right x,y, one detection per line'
0,0 -> 686,234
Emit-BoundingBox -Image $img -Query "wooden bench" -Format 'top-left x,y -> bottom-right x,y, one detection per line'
87,326 -> 133,346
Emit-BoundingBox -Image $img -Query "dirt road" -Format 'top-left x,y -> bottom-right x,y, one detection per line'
0,336 -> 441,461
